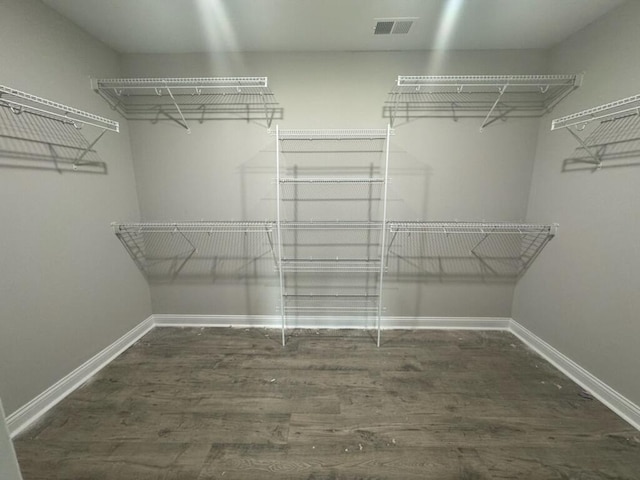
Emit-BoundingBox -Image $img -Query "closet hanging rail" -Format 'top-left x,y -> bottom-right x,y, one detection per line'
386,74 -> 581,130
551,94 -> 640,168
0,84 -> 119,170
92,77 -> 279,132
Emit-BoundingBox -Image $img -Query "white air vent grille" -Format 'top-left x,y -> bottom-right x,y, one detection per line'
374,18 -> 416,35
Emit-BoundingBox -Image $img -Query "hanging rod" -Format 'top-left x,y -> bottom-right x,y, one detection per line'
0,85 -> 119,132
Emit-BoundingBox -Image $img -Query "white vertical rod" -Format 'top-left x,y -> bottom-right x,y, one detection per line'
275,125 -> 286,346
376,124 -> 392,347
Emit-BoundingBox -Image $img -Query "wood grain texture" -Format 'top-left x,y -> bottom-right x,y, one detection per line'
13,328 -> 640,479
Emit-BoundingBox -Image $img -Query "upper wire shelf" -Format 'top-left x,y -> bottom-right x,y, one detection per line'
0,85 -> 119,171
385,74 -> 581,130
551,94 -> 640,169
92,77 -> 279,132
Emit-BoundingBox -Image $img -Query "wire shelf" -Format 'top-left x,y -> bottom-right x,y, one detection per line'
282,295 -> 380,313
0,84 -> 118,171
281,259 -> 381,273
0,85 -> 119,132
276,129 -> 392,140
112,222 -> 276,282
551,94 -> 640,168
386,222 -> 557,279
93,77 -> 279,130
386,74 -> 581,129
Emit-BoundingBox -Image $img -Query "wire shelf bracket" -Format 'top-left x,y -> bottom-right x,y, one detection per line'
386,74 -> 582,131
92,77 -> 278,132
0,84 -> 119,169
551,94 -> 640,168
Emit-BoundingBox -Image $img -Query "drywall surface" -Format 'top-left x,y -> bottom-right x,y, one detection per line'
0,400 -> 22,479
0,0 -> 151,415
121,50 -> 548,317
513,1 -> 640,405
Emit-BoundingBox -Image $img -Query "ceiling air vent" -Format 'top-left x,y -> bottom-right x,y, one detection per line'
374,18 -> 416,35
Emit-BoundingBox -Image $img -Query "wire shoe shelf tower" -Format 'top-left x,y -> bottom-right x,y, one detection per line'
275,127 -> 393,346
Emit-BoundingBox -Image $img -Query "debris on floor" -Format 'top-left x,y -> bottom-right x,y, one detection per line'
579,390 -> 595,400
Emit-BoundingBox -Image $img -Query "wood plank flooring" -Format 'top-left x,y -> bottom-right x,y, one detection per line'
13,328 -> 640,479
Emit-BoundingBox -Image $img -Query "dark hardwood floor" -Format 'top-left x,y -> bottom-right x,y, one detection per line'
13,328 -> 640,479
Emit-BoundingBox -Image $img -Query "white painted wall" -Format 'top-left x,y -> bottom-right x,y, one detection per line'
0,0 -> 151,415
513,1 -> 640,405
0,400 -> 22,480
121,49 -> 549,317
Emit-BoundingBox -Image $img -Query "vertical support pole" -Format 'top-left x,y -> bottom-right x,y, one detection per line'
275,125 -> 286,346
376,124 -> 392,347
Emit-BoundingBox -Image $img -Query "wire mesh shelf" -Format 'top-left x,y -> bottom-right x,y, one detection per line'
281,258 -> 381,273
385,222 -> 557,279
0,84 -> 118,171
93,77 -> 280,131
385,74 -> 581,130
112,222 -> 276,282
551,94 -> 640,168
282,295 -> 380,313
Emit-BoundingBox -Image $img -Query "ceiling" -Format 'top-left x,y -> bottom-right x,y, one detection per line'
41,0 -> 626,54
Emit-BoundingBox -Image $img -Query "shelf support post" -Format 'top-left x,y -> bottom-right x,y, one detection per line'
376,124 -> 392,347
74,128 -> 107,167
164,85 -> 191,134
480,84 -> 508,132
567,128 -> 602,167
275,125 -> 286,346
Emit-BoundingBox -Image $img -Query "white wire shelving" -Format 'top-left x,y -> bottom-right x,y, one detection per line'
385,74 -> 582,130
112,222 -> 277,282
92,77 -> 279,132
0,84 -> 119,171
385,222 -> 557,279
275,126 -> 393,346
551,94 -> 640,168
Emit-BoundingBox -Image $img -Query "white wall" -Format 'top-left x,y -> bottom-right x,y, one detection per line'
513,1 -> 640,405
0,0 -> 151,415
121,49 -> 549,317
0,399 -> 22,480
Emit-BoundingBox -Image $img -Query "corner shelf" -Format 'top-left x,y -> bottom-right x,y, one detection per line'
0,84 -> 119,171
385,74 -> 581,130
385,222 -> 557,279
93,77 -> 279,132
551,93 -> 640,168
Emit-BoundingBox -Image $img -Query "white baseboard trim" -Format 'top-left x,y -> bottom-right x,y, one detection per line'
7,316 -> 155,438
152,314 -> 510,330
8,314 -> 638,438
509,319 -> 640,431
